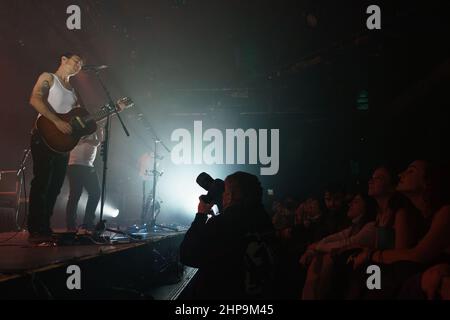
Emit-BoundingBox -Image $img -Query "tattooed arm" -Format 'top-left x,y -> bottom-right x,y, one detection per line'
29,72 -> 72,134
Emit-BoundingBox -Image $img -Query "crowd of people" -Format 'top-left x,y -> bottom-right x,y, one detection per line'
180,160 -> 450,300
270,160 -> 450,299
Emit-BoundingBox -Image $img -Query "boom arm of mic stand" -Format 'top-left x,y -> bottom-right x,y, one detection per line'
134,105 -> 171,154
113,108 -> 130,137
94,70 -> 130,137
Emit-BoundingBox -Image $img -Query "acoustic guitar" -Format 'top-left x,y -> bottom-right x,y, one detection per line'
35,97 -> 133,153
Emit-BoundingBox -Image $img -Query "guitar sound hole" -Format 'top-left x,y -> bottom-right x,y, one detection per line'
70,119 -> 82,134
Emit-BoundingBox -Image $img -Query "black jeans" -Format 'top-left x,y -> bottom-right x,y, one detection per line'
28,133 -> 68,234
66,165 -> 101,230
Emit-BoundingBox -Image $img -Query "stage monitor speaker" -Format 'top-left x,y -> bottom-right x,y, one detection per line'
0,207 -> 16,232
0,170 -> 21,231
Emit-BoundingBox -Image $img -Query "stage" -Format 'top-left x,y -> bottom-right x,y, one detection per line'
0,230 -> 197,299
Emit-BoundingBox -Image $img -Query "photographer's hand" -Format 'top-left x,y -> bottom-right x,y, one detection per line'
198,199 -> 214,214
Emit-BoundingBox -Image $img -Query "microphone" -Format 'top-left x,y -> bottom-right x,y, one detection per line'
82,64 -> 108,71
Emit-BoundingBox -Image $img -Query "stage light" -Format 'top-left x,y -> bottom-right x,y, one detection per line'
160,168 -> 205,215
156,164 -> 230,219
95,203 -> 120,218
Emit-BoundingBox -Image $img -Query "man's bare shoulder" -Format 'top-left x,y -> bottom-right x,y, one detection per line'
30,72 -> 54,99
37,72 -> 54,84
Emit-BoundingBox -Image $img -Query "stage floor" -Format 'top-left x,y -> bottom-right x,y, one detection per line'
0,230 -> 182,276
0,229 -> 195,299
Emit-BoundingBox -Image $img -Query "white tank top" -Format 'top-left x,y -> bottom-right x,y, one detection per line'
46,73 -> 77,114
69,133 -> 100,167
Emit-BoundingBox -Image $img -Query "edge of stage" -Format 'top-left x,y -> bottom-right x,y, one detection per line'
0,229 -> 197,299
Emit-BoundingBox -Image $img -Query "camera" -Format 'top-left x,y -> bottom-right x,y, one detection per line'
196,172 -> 225,213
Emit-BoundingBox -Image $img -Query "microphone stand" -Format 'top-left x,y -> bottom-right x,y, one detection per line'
141,176 -> 146,224
14,149 -> 31,230
92,70 -> 139,241
148,139 -> 178,233
135,106 -> 177,233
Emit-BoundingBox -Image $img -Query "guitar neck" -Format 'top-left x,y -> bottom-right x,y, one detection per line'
80,97 -> 132,124
84,106 -> 116,123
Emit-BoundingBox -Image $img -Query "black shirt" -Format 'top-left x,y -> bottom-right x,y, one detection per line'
180,203 -> 275,299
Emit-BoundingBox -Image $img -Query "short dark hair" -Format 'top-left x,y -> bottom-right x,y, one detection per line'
355,192 -> 378,225
374,164 -> 399,187
225,171 -> 263,206
60,52 -> 84,64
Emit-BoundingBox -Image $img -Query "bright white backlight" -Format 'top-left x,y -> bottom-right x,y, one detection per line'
156,165 -> 230,219
95,203 -> 120,218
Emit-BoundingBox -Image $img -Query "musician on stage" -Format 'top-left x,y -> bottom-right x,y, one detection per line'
28,53 -> 83,241
66,127 -> 104,231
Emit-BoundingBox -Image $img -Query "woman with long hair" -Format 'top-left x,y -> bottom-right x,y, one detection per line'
351,160 -> 450,298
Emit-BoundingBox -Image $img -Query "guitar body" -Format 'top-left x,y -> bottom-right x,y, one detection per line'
36,108 -> 97,153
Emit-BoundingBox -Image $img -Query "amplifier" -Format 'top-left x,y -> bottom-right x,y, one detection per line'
0,207 -> 16,232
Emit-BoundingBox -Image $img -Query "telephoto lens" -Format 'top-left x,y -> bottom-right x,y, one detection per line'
196,172 -> 215,192
196,172 -> 225,212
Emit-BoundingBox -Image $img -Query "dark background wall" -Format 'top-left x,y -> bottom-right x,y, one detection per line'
1,0 -> 449,226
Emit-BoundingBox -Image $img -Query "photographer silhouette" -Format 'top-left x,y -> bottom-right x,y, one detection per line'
180,171 -> 275,300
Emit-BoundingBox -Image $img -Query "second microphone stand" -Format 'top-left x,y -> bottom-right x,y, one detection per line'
146,139 -> 178,233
